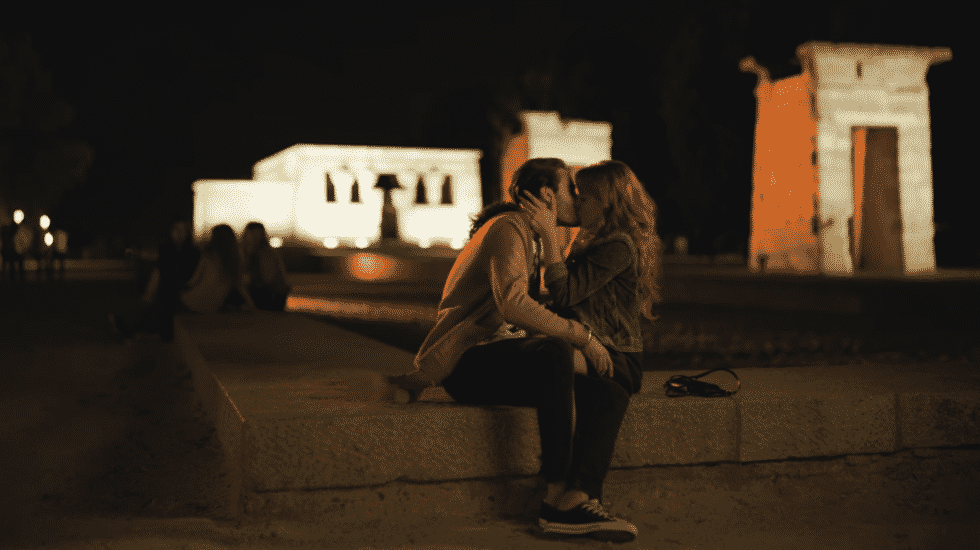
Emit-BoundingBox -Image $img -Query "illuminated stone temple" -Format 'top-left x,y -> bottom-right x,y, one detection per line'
740,41 -> 951,275
192,145 -> 483,251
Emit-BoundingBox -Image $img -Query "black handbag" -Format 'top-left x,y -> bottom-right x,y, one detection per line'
664,367 -> 741,397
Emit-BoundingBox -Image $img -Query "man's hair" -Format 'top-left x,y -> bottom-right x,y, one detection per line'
469,158 -> 569,238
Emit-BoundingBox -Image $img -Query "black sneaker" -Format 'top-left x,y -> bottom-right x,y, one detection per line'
539,499 -> 638,542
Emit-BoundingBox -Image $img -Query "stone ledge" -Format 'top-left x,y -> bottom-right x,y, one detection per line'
174,314 -> 980,520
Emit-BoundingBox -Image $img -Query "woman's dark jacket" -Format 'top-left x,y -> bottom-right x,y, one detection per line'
543,231 -> 643,353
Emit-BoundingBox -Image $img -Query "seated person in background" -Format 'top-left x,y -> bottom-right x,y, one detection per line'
241,222 -> 290,311
179,223 -> 255,314
110,223 -> 253,341
141,219 -> 201,339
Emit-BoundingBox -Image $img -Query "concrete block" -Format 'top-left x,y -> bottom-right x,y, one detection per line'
243,405 -> 542,491
899,392 -> 980,448
613,396 -> 738,467
739,392 -> 897,462
175,324 -> 244,519
251,476 -> 543,524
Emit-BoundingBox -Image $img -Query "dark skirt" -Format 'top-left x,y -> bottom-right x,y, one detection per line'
595,347 -> 644,396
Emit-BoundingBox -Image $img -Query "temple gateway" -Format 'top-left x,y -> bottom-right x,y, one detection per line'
741,41 -> 951,275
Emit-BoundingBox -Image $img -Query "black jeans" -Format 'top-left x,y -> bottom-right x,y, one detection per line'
441,336 -> 643,502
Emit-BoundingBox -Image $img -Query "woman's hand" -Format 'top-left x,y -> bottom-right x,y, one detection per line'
581,336 -> 614,378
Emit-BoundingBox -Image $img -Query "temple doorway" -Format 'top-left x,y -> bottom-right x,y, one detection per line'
851,126 -> 904,273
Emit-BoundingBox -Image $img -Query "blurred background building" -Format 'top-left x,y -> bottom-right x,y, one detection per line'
742,41 -> 951,276
192,145 -> 482,252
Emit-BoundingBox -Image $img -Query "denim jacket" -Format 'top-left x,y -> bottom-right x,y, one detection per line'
544,231 -> 644,353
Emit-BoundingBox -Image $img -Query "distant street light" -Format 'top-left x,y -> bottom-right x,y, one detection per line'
355,237 -> 368,249
40,215 -> 51,230
323,237 -> 338,249
13,210 -> 24,224
269,237 -> 283,248
44,232 -> 53,246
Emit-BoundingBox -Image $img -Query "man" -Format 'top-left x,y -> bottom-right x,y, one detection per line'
52,227 -> 68,280
0,224 -> 13,280
389,158 -> 638,542
13,222 -> 32,282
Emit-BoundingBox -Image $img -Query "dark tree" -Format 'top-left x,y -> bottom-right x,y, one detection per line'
0,33 -> 93,226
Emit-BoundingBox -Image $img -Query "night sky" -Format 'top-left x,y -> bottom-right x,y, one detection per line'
5,1 -> 977,263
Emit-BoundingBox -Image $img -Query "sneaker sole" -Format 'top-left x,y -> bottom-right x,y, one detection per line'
539,518 -> 637,542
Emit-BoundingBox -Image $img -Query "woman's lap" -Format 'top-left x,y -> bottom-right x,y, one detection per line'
605,348 -> 643,396
442,337 -> 643,403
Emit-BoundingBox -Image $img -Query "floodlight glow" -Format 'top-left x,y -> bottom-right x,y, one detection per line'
269,237 -> 283,248
451,237 -> 465,250
44,232 -> 53,246
39,215 -> 50,230
13,210 -> 23,224
420,238 -> 432,249
348,253 -> 390,281
324,237 -> 338,248
355,237 -> 368,249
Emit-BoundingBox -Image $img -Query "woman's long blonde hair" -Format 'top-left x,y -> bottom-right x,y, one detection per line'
574,160 -> 663,321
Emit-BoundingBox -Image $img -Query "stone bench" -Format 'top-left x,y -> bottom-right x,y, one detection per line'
174,310 -> 980,522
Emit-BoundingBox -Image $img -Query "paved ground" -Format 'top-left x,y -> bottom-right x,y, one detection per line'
2,275 -> 979,549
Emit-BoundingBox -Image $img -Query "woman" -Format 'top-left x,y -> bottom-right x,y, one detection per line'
241,222 -> 290,311
520,159 -> 662,521
179,223 -> 255,314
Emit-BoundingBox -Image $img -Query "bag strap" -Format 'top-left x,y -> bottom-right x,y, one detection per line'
664,367 -> 741,397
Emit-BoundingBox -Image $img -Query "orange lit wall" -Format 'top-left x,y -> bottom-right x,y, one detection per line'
500,131 -> 529,202
746,41 -> 949,275
851,127 -> 866,265
748,73 -> 820,273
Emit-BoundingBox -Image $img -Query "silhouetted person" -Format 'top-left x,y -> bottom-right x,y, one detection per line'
141,220 -> 201,340
12,223 -> 32,282
241,222 -> 290,311
0,224 -> 15,281
31,227 -> 46,281
110,223 -> 252,342
179,223 -> 255,314
50,228 -> 68,280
